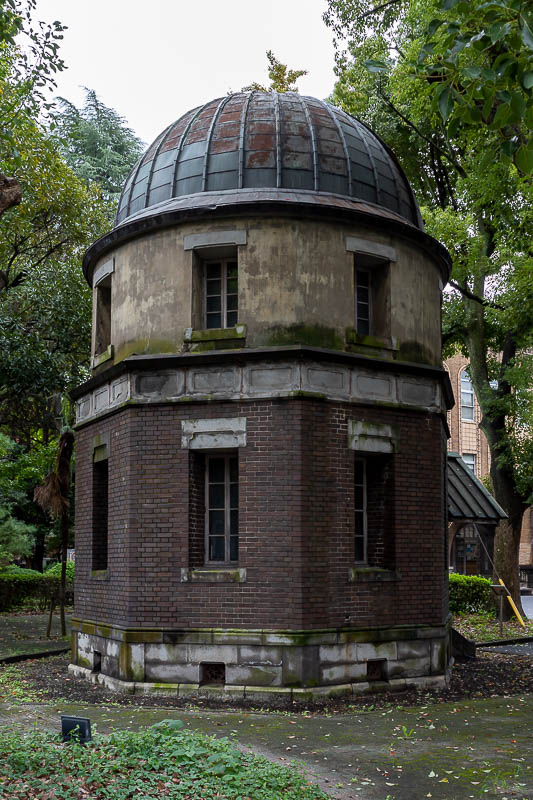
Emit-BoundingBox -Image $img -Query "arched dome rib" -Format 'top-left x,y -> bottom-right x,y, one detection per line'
115,92 -> 422,229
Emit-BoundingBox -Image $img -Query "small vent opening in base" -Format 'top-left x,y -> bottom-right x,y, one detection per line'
200,662 -> 226,686
92,651 -> 102,674
367,658 -> 387,682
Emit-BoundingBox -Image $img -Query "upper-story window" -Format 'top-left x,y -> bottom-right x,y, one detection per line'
94,278 -> 111,356
462,453 -> 476,474
460,370 -> 475,420
352,255 -> 390,339
355,269 -> 371,335
205,259 -> 238,329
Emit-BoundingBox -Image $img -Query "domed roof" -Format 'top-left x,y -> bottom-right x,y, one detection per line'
115,92 -> 422,230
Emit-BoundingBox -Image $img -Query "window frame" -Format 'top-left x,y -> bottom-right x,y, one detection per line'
91,455 -> 109,572
204,257 -> 238,330
460,370 -> 475,421
94,275 -> 112,357
354,268 -> 371,336
204,453 -> 239,565
354,456 -> 368,564
462,453 -> 476,474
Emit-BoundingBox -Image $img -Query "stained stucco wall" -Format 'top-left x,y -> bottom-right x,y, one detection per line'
92,216 -> 443,367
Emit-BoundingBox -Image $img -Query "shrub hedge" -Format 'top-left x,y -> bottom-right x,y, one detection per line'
0,564 -> 74,611
449,572 -> 494,615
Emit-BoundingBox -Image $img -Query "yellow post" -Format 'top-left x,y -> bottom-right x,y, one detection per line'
498,578 -> 526,628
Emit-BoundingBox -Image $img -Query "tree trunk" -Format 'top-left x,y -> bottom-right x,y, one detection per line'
0,174 -> 21,216
493,519 -> 524,620
59,508 -> 68,636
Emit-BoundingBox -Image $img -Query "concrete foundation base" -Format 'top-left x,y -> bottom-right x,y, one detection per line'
68,662 -> 450,700
70,620 -> 451,696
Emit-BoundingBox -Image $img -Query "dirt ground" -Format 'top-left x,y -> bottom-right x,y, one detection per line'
8,648 -> 533,712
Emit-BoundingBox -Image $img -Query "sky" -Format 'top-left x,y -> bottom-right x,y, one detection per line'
36,0 -> 338,146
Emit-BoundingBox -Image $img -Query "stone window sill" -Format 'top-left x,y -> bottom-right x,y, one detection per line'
90,569 -> 109,580
184,324 -> 246,351
91,345 -> 114,369
348,567 -> 400,583
180,567 -> 246,584
345,330 -> 397,357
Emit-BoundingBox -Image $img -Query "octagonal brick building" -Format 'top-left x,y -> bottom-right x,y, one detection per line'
70,91 -> 454,698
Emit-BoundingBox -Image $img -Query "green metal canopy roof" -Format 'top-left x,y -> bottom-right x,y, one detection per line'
448,452 -> 507,523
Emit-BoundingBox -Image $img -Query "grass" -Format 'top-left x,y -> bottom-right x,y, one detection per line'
0,720 -> 330,799
0,663 -> 41,703
453,610 -> 533,642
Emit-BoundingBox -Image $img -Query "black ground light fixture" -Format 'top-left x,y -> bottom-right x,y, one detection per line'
61,715 -> 92,743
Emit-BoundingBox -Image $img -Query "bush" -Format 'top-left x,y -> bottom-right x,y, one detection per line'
449,573 -> 494,615
0,571 -> 44,610
44,561 -> 75,581
0,563 -> 74,611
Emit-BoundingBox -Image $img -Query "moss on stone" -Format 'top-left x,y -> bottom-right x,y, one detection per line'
188,325 -> 246,342
264,324 -> 344,350
397,340 -> 436,365
114,338 -> 178,363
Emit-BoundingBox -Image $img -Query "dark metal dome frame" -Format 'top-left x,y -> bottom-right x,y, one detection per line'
115,92 -> 421,229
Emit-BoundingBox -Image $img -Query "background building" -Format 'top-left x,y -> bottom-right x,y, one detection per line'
445,353 -> 533,574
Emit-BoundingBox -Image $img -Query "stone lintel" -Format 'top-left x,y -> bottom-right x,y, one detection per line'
183,229 -> 247,250
345,236 -> 397,262
181,417 -> 247,449
348,420 -> 399,453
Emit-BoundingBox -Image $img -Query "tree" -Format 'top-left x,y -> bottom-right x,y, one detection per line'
0,0 -> 66,216
0,432 -> 54,567
324,0 -> 533,611
53,88 -> 144,213
35,429 -> 74,635
242,50 -> 308,92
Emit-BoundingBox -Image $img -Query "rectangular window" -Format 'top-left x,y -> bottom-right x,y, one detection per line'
94,278 -> 111,356
205,259 -> 238,329
355,269 -> 371,335
92,459 -> 108,571
354,457 -> 367,563
462,453 -> 476,474
205,454 -> 238,563
460,371 -> 475,420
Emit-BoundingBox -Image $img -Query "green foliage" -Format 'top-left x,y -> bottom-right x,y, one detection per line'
243,50 -> 308,93
53,88 -> 144,211
0,724 -> 329,799
44,560 -> 74,581
449,572 -> 494,614
0,0 -> 66,160
324,0 -> 533,600
0,504 -> 34,565
0,563 -> 73,610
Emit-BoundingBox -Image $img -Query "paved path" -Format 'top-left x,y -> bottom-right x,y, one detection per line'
2,695 -> 533,799
0,613 -> 70,660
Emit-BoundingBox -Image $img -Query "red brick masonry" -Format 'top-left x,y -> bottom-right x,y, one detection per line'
75,396 -> 448,633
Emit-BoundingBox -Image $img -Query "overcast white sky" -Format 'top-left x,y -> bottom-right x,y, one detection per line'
36,0 -> 338,146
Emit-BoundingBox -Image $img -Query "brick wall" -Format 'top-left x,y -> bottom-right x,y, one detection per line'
75,396 -> 448,631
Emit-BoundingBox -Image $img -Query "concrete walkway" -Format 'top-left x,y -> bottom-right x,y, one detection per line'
0,613 -> 71,660
2,695 -> 533,799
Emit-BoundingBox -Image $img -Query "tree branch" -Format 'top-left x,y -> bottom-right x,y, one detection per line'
362,0 -> 404,19
448,280 -> 505,310
378,90 -> 466,177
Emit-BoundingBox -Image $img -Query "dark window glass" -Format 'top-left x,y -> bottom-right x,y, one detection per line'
206,454 -> 239,563
355,269 -> 370,335
354,457 -> 367,564
204,259 -> 238,329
